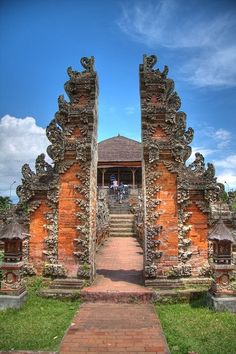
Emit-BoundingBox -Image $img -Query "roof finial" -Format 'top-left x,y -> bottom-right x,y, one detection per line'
118,133 -> 120,136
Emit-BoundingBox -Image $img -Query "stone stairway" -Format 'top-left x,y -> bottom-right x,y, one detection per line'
109,202 -> 130,214
109,213 -> 135,237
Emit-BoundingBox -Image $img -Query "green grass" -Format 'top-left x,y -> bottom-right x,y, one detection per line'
0,277 -> 80,351
156,295 -> 236,354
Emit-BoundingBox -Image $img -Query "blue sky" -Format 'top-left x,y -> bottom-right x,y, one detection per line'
0,0 -> 236,199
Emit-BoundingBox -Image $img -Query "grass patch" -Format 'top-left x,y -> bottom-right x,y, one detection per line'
0,277 -> 80,351
156,295 -> 236,354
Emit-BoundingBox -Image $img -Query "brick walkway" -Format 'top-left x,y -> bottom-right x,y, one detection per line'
0,238 -> 170,354
83,237 -> 149,293
60,303 -> 170,353
60,237 -> 170,354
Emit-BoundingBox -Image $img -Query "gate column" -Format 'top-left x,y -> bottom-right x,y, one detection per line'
140,55 -> 220,287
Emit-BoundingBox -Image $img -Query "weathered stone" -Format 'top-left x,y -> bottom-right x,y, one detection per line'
16,57 -> 98,281
140,54 -> 221,284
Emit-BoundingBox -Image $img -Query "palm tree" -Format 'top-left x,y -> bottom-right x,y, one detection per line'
0,196 -> 12,211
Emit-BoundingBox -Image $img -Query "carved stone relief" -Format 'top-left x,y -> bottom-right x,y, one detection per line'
140,54 -> 222,281
15,57 -> 98,280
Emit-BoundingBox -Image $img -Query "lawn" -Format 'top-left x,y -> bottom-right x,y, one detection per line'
0,277 -> 80,351
156,295 -> 236,354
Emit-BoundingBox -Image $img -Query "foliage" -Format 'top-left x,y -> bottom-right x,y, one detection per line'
0,196 -> 12,212
156,295 -> 236,354
219,191 -> 228,203
0,277 -> 80,351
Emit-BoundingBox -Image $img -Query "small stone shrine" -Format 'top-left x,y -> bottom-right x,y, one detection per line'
208,218 -> 236,312
0,217 -> 28,309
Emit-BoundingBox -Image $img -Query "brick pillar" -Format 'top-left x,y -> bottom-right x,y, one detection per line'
28,198 -> 49,274
17,57 -> 98,281
140,55 -> 220,286
48,57 -> 98,280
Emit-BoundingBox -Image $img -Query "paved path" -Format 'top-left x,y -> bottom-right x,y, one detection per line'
83,237 -> 149,293
60,303 -> 170,354
60,237 -> 170,354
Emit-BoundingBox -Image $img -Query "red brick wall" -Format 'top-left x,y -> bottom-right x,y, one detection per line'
187,203 -> 208,275
58,164 -> 80,277
29,200 -> 50,274
156,163 -> 179,275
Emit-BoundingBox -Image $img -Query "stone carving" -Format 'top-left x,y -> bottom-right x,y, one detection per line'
35,153 -> 53,176
169,265 -> 192,278
96,194 -> 109,247
143,54 -> 157,72
140,54 -> 221,282
22,164 -> 36,180
15,57 -> 98,280
80,56 -> 95,72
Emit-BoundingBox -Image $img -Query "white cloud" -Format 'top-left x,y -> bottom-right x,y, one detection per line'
118,0 -> 236,88
212,156 -> 236,190
215,129 -> 232,148
118,0 -> 233,49
188,146 -> 216,163
198,126 -> 232,149
216,171 -> 236,191
0,115 -> 50,199
214,155 -> 236,169
183,46 -> 236,88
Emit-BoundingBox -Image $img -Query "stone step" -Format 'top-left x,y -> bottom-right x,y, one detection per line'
110,210 -> 131,214
110,224 -> 134,230
110,231 -> 136,237
50,278 -> 84,290
110,220 -> 134,225
110,218 -> 134,222
110,214 -> 134,219
110,227 -> 134,232
110,221 -> 134,225
39,288 -> 81,298
80,290 -> 154,303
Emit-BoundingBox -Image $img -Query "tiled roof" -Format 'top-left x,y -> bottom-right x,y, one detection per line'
0,217 -> 28,240
208,218 -> 234,242
98,135 -> 142,162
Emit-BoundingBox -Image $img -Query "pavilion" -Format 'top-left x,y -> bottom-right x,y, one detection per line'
97,135 -> 142,189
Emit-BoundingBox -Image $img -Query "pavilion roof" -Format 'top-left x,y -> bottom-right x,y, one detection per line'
0,217 -> 29,240
98,135 -> 142,162
208,218 -> 234,242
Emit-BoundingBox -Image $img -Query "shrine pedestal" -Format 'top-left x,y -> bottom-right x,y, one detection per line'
0,261 -> 27,310
207,293 -> 236,313
0,291 -> 27,310
207,263 -> 236,313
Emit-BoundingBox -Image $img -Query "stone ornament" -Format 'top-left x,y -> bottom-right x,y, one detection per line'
140,55 -> 221,281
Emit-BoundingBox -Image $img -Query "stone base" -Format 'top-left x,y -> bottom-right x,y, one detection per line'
145,277 -> 211,290
0,290 -> 27,310
207,292 -> 236,313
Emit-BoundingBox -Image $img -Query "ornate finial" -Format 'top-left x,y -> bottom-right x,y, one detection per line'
80,56 -> 95,73
143,54 -> 157,72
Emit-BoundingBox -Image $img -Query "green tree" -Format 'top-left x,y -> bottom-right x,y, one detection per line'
219,191 -> 228,202
0,196 -> 12,211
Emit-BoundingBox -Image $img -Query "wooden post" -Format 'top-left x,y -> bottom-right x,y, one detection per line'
101,168 -> 106,188
131,168 -> 136,189
118,167 -> 120,184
